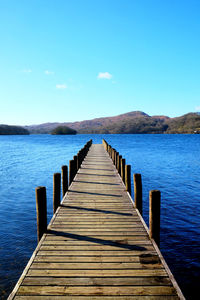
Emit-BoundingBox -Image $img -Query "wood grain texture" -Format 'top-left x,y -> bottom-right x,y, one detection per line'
15,296 -> 180,300
8,144 -> 184,299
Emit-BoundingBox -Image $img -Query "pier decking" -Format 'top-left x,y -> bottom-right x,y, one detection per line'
9,143 -> 184,299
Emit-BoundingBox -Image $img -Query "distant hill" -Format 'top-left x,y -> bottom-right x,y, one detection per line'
25,111 -> 149,134
165,113 -> 200,133
24,111 -> 200,134
0,125 -> 29,135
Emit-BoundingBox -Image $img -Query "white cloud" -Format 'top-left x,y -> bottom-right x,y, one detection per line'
22,69 -> 32,73
56,84 -> 67,89
195,106 -> 200,111
97,72 -> 112,79
44,70 -> 54,75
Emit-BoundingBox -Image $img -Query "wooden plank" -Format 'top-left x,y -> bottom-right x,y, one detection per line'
39,245 -> 153,251
58,209 -> 135,212
26,269 -> 167,277
22,276 -> 171,286
47,224 -> 143,227
42,240 -> 152,245
37,250 -> 157,256
48,228 -> 146,232
51,223 -> 142,226
15,296 -> 180,299
44,235 -> 149,240
45,231 -> 148,236
30,262 -> 163,269
17,286 -> 177,296
54,217 -> 141,220
34,255 -> 153,263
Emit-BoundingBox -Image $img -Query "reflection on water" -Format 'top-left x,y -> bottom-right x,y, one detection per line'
0,134 -> 199,299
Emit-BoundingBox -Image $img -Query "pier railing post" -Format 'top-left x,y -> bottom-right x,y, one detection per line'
118,155 -> 122,175
69,160 -> 75,186
149,190 -> 161,247
79,149 -> 84,166
53,173 -> 61,214
125,165 -> 131,195
61,165 -> 68,197
102,139 -> 108,152
116,152 -> 119,168
114,150 -> 117,166
77,152 -> 81,169
35,186 -> 47,243
121,158 -> 126,183
113,149 -> 116,164
109,146 -> 112,157
73,155 -> 78,174
133,173 -> 143,215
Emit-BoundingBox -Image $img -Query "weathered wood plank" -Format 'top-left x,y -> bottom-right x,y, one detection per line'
48,228 -> 146,233
22,276 -> 171,286
45,231 -> 148,236
48,224 -> 143,228
17,286 -> 177,296
27,269 -> 167,277
44,234 -> 149,240
15,296 -> 180,300
39,245 -> 153,251
42,240 -> 152,245
30,262 -> 163,269
33,255 -> 145,262
37,250 -> 157,256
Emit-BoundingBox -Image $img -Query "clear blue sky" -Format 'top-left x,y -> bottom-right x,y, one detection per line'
0,0 -> 200,125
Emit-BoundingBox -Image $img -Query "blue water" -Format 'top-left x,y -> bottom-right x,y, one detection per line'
0,134 -> 199,299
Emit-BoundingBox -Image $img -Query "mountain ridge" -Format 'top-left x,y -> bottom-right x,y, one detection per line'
23,111 -> 200,134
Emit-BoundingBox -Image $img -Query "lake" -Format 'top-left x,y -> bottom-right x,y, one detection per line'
0,134 -> 199,299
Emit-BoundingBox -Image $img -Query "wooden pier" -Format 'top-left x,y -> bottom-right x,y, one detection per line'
9,141 -> 185,299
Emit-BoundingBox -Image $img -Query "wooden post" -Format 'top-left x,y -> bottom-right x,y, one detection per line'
73,155 -> 78,174
53,173 -> 61,214
133,173 -> 142,215
118,155 -> 122,175
69,160 -> 74,186
77,152 -> 82,169
125,165 -> 131,195
114,150 -> 117,166
79,149 -> 83,166
121,158 -> 125,183
35,186 -> 47,243
149,190 -> 161,247
61,165 -> 68,197
113,149 -> 116,164
115,151 -> 119,169
112,148 -> 114,162
108,145 -> 110,154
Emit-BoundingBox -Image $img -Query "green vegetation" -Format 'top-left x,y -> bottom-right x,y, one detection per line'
51,126 -> 77,135
165,113 -> 200,133
0,125 -> 29,135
